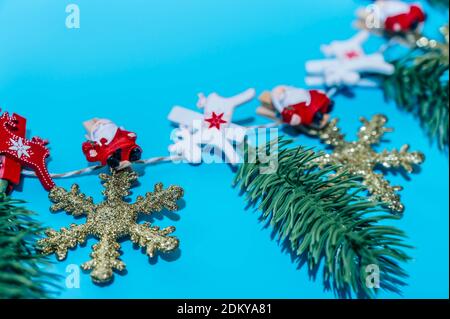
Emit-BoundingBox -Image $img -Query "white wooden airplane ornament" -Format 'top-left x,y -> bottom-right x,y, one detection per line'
168,89 -> 256,165
305,31 -> 395,88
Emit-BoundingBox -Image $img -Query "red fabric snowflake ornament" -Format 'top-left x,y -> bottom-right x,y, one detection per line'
0,113 -> 26,193
0,111 -> 55,191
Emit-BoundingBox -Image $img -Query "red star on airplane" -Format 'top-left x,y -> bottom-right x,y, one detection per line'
205,112 -> 227,130
345,50 -> 360,59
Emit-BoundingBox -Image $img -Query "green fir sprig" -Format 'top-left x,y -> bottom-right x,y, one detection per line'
0,192 -> 60,299
383,51 -> 449,149
383,25 -> 449,150
234,139 -> 411,298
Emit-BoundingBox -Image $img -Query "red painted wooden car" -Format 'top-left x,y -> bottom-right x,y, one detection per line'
279,89 -> 333,128
82,119 -> 142,168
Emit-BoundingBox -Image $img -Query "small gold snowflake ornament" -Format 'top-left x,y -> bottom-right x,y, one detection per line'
315,114 -> 424,213
38,168 -> 184,283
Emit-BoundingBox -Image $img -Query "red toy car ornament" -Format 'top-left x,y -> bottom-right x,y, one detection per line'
279,89 -> 332,127
258,86 -> 333,129
381,2 -> 426,33
82,119 -> 142,168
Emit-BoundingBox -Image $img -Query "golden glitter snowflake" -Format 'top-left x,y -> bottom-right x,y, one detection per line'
315,114 -> 424,213
38,168 -> 184,283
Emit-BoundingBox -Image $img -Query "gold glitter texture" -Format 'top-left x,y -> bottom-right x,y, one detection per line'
315,114 -> 424,213
38,168 -> 184,283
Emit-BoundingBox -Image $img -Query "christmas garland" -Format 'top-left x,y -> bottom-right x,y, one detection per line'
0,96 -> 424,297
234,139 -> 411,298
0,0 -> 445,299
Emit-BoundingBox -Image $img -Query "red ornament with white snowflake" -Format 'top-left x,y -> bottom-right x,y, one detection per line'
0,113 -> 26,193
0,111 -> 55,191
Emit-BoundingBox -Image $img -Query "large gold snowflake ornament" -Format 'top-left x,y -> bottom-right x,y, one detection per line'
315,114 -> 424,213
38,169 -> 184,283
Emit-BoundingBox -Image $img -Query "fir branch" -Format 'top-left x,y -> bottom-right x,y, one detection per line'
0,192 -> 60,299
383,47 -> 449,149
234,139 -> 411,298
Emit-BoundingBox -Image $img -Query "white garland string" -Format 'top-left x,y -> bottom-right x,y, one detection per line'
21,155 -> 183,179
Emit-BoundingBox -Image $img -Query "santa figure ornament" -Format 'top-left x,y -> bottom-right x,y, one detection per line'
380,1 -> 425,33
257,86 -> 333,129
82,118 -> 142,169
357,0 -> 426,34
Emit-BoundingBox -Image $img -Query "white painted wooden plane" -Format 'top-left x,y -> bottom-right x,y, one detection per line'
168,89 -> 255,164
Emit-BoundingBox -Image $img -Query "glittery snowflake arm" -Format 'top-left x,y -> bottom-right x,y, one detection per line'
38,224 -> 89,260
318,118 -> 346,147
376,145 -> 425,173
363,172 -> 405,213
357,115 -> 393,145
130,223 -> 179,258
133,183 -> 184,213
100,169 -> 137,201
81,238 -> 125,283
49,185 -> 95,216
312,151 -> 336,167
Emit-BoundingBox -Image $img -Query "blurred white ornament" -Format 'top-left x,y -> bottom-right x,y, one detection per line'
305,31 -> 394,88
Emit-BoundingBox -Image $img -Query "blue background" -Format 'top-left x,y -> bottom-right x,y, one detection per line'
0,0 -> 448,299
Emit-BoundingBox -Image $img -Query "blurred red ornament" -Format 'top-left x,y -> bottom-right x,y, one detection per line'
280,90 -> 333,127
384,4 -> 426,33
